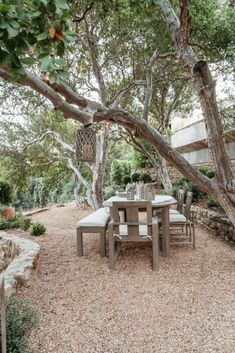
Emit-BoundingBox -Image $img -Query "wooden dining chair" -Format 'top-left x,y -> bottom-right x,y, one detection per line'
169,191 -> 195,247
108,201 -> 159,271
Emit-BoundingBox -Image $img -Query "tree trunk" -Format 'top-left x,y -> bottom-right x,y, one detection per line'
159,157 -> 172,194
92,124 -> 109,208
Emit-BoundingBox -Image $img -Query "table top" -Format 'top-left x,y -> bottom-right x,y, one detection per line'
103,195 -> 177,208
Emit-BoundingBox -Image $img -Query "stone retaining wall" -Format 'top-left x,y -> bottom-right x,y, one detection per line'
0,232 -> 40,297
191,206 -> 235,243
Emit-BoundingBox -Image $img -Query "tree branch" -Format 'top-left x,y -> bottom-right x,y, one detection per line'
94,108 -> 214,195
0,69 -> 91,125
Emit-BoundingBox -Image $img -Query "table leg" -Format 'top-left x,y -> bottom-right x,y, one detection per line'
162,206 -> 170,257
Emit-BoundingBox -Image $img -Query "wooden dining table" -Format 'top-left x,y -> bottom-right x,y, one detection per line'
103,194 -> 177,257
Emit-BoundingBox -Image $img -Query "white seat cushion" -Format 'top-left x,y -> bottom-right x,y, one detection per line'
169,214 -> 186,223
77,208 -> 110,227
117,219 -> 158,237
170,209 -> 180,214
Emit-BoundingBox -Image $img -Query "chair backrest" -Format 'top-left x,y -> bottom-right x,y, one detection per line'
112,201 -> 153,238
184,191 -> 193,220
177,189 -> 185,212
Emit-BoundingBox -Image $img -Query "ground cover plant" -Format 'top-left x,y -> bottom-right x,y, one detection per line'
0,298 -> 38,353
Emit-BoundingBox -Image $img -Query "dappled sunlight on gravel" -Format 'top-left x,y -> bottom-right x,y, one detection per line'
11,204 -> 234,353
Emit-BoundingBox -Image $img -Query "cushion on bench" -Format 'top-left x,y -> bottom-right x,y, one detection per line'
169,214 -> 186,223
77,208 -> 110,228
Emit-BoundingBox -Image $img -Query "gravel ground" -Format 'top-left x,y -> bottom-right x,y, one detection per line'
12,203 -> 235,353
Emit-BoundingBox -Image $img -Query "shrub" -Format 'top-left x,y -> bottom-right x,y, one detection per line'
177,178 -> 205,201
0,180 -> 12,206
103,186 -> 116,200
110,161 -> 131,186
139,172 -> 152,183
19,217 -> 32,231
207,196 -> 220,208
131,172 -> 141,182
122,175 -> 131,185
30,222 -> 46,236
0,215 -> 32,231
0,297 -> 38,353
198,167 -> 215,179
0,219 -> 9,230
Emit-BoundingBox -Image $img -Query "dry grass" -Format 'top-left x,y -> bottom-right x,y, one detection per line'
10,203 -> 234,353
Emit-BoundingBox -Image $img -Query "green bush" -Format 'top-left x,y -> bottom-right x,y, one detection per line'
177,178 -> 206,201
122,175 -> 131,185
198,167 -> 215,179
0,297 -> 38,353
0,215 -> 31,231
139,172 -> 152,183
103,186 -> 116,200
30,222 -> 46,236
207,196 -> 220,208
110,161 -> 131,186
19,217 -> 32,231
0,180 -> 12,206
131,173 -> 141,182
0,219 -> 9,230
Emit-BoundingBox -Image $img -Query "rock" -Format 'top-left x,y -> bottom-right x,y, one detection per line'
0,232 -> 40,297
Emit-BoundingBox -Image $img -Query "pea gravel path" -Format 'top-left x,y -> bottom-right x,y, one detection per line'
14,204 -> 234,353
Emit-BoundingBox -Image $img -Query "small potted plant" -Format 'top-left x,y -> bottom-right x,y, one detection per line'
0,181 -> 15,220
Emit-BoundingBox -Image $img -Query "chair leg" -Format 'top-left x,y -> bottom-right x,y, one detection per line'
152,224 -> 159,271
100,229 -> 106,257
77,228 -> 83,256
108,224 -> 115,270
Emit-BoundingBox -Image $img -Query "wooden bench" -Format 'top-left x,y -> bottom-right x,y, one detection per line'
76,208 -> 110,257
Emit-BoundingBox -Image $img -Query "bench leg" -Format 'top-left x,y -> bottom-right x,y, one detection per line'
152,224 -> 159,271
77,228 -> 83,256
108,224 -> 115,270
100,229 -> 106,257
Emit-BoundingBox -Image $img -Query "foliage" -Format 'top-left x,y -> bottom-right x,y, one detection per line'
0,0 -> 74,82
139,172 -> 152,183
110,160 -> 131,186
0,297 -> 38,353
131,149 -> 151,168
0,215 -> 31,231
29,221 -> 46,236
131,172 -> 141,182
207,196 -> 220,208
103,186 -> 116,200
0,180 -> 12,205
173,177 -> 206,201
122,175 -> 131,185
197,167 -> 215,179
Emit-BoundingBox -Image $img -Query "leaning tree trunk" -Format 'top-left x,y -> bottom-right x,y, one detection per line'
158,0 -> 235,227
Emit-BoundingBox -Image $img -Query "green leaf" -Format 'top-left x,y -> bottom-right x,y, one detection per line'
21,57 -> 35,65
9,20 -> 20,29
6,24 -> 18,38
39,55 -> 51,70
40,0 -> 49,5
49,72 -> 56,84
53,58 -> 66,67
64,34 -> 76,43
0,19 -> 8,29
55,0 -> 69,10
36,32 -> 48,41
0,4 -> 11,15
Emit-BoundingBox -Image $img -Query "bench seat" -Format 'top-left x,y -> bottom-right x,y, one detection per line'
76,208 -> 110,257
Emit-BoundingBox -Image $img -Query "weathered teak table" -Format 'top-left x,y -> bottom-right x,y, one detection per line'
103,195 -> 177,257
